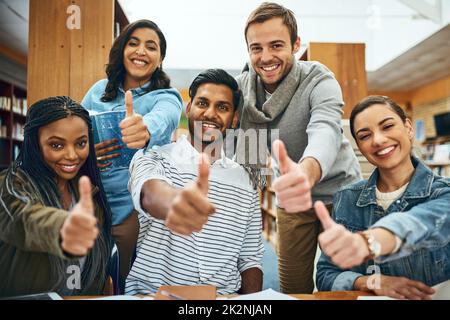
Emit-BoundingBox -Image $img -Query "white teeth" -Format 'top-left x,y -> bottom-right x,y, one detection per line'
377,146 -> 395,155
133,59 -> 147,66
262,65 -> 278,71
203,124 -> 218,128
61,165 -> 76,170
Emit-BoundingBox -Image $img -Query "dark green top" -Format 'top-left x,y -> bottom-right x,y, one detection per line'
0,168 -> 110,297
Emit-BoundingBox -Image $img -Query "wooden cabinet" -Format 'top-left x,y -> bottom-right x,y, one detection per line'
0,79 -> 26,170
27,0 -> 129,105
300,42 -> 367,119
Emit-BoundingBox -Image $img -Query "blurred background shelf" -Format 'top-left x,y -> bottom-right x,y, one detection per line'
0,79 -> 26,170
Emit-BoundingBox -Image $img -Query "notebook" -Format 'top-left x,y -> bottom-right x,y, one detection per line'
154,285 -> 217,300
0,292 -> 63,300
89,110 -> 138,169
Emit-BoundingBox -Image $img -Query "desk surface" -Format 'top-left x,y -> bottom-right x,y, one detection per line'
65,291 -> 372,300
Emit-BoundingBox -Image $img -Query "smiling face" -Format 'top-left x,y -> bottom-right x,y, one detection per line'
353,104 -> 414,172
38,116 -> 89,186
123,27 -> 162,90
187,83 -> 238,148
246,17 -> 300,93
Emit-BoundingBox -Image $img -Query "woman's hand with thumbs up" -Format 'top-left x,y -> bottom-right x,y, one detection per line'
119,90 -> 150,149
315,201 -> 370,269
60,176 -> 99,256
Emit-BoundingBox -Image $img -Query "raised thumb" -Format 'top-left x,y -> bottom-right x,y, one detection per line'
314,201 -> 335,230
78,176 -> 94,215
272,139 -> 290,175
197,153 -> 210,195
125,90 -> 134,117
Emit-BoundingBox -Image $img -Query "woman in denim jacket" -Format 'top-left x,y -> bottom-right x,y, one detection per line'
315,96 -> 450,300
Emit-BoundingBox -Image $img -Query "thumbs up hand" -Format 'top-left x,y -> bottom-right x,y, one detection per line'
271,140 -> 312,212
315,201 -> 370,269
165,154 -> 216,235
60,176 -> 100,256
119,90 -> 151,149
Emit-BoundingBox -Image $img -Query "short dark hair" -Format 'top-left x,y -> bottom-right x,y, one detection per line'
245,2 -> 298,46
189,69 -> 242,109
350,95 -> 407,139
102,19 -> 171,102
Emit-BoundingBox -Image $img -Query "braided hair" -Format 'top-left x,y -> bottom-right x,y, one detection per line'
4,96 -> 112,294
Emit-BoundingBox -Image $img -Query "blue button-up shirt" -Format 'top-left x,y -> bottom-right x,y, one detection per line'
82,79 -> 183,225
316,157 -> 450,291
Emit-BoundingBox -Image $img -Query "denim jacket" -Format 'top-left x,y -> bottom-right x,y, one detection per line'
316,157 -> 450,291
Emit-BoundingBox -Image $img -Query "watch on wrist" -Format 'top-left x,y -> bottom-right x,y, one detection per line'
357,231 -> 382,260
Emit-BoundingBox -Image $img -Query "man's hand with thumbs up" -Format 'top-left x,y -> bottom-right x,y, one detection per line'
60,176 -> 100,256
165,154 -> 216,235
314,201 -> 370,269
271,140 -> 314,212
119,90 -> 151,149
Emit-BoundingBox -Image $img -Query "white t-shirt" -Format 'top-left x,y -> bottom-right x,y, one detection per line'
375,183 -> 409,253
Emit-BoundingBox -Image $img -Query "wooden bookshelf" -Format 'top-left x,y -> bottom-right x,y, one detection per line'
0,79 -> 27,170
260,174 -> 278,248
423,141 -> 450,177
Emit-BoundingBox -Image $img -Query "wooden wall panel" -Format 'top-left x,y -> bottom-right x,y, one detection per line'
69,0 -> 114,103
367,90 -> 411,108
412,97 -> 450,139
410,75 -> 450,107
307,43 -> 367,119
28,0 -> 71,105
369,74 -> 450,108
28,0 -> 118,105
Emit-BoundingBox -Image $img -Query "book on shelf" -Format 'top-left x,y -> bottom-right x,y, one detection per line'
0,96 -> 11,111
0,118 -> 7,138
13,144 -> 21,160
12,122 -> 24,141
12,96 -> 27,116
433,144 -> 450,162
89,110 -> 138,169
431,165 -> 450,177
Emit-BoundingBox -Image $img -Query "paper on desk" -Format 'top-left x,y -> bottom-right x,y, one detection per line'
432,279 -> 450,300
357,296 -> 398,300
83,295 -> 154,300
230,289 -> 299,300
357,280 -> 450,300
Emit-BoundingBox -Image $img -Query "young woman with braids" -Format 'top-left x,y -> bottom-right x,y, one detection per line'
81,20 -> 182,291
0,96 -> 112,297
